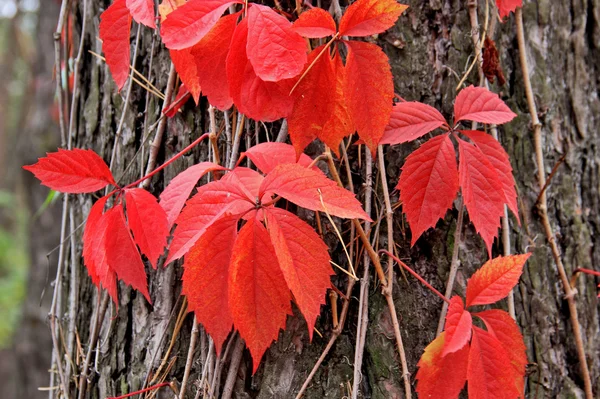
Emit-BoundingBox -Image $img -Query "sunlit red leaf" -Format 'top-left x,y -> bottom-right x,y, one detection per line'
183,214 -> 239,354
338,0 -> 408,37
265,208 -> 333,338
443,296 -> 472,356
246,4 -> 307,82
124,188 -> 169,269
454,86 -> 517,125
379,101 -> 447,145
415,332 -> 469,399
243,142 -> 314,175
259,163 -> 371,220
292,7 -> 337,38
160,0 -> 242,50
496,0 -> 522,19
99,0 -> 132,90
126,0 -> 156,28
466,254 -> 530,307
343,40 -> 394,154
23,148 -> 116,194
228,218 -> 292,373
397,134 -> 459,245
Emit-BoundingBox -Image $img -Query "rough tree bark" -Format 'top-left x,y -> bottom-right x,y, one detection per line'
38,0 -> 600,398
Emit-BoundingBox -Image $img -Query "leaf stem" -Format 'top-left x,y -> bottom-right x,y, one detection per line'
106,382 -> 171,399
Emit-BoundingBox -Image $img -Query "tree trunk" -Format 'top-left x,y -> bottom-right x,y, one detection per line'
40,0 -> 600,398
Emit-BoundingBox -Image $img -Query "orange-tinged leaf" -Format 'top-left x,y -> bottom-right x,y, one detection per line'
454,86 -> 517,126
265,208 -> 333,338
475,310 -> 527,397
457,137 -> 505,255
443,296 -> 472,356
292,8 -> 337,38
379,101 -> 447,145
466,254 -> 530,307
338,0 -> 408,37
170,48 -> 202,103
468,326 -> 520,399
124,188 -> 169,269
259,163 -> 371,220
158,0 -> 186,21
23,148 -> 117,194
99,0 -> 132,90
246,4 -> 307,82
243,142 -> 315,175
397,134 -> 459,246
126,0 -> 156,28
343,40 -> 393,154
82,195 -> 111,286
183,214 -> 239,354
496,0 -> 522,19
415,332 -> 469,399
228,218 -> 292,373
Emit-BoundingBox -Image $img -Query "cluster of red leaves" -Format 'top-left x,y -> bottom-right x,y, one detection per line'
385,86 -> 519,255
416,254 -> 531,399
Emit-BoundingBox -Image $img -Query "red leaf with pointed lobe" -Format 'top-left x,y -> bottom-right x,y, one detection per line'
247,4 -> 307,82
379,101 -> 448,145
454,86 -> 517,125
226,19 -> 295,121
104,204 -> 151,303
23,148 -> 116,194
160,0 -> 242,50
190,12 -> 239,110
343,40 -> 394,154
126,0 -> 156,28
415,332 -> 469,399
461,130 -> 520,223
496,0 -> 522,19
228,218 -> 292,373
397,134 -> 459,245
82,195 -> 111,286
265,208 -> 333,339
475,310 -> 527,396
243,142 -> 314,175
159,162 -> 226,228
292,7 -> 337,38
468,326 -> 520,399
170,48 -> 202,103
221,167 -> 265,202
338,0 -> 408,37
260,163 -> 371,220
99,0 -> 132,90
124,188 -> 169,269
183,215 -> 239,354
466,254 -> 530,307
443,296 -> 472,356
458,137 -> 506,255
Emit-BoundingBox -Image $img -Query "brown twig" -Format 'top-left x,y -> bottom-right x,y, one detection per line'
179,317 -> 199,399
221,337 -> 244,399
535,154 -> 566,207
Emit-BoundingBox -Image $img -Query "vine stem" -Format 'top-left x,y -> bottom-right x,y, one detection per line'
178,316 -> 199,399
515,7 -> 593,398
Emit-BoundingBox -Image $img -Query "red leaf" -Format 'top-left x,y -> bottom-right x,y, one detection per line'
124,188 -> 169,269
159,162 -> 225,228
292,7 -> 337,38
183,214 -> 239,354
226,19 -> 295,121
415,332 -> 469,399
190,12 -> 239,110
265,208 -> 333,338
126,0 -> 156,28
466,254 -> 530,307
468,326 -> 520,399
170,48 -> 202,103
343,40 -> 394,154
160,0 -> 242,50
496,0 -> 522,19
246,4 -> 307,82
82,195 -> 111,286
457,137 -> 506,255
243,142 -> 314,174
461,130 -> 519,223
443,296 -> 472,356
228,218 -> 292,373
338,0 -> 408,37
397,134 -> 459,245
23,148 -> 116,194
454,86 -> 517,125
221,167 -> 265,202
475,310 -> 527,396
379,101 -> 448,145
99,0 -> 132,90
104,204 -> 151,303
259,163 -> 371,220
